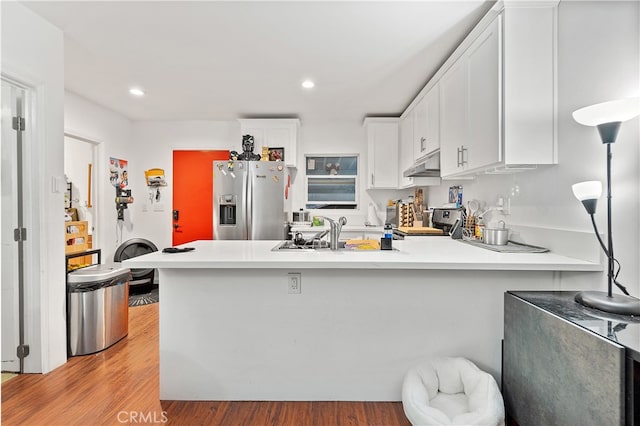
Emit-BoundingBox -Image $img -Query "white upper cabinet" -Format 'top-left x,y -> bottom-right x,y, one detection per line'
439,3 -> 558,178
364,118 -> 399,189
398,112 -> 415,188
238,119 -> 300,168
413,83 -> 440,162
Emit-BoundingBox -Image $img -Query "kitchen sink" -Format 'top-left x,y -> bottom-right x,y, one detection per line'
272,241 -> 397,252
272,240 -> 346,251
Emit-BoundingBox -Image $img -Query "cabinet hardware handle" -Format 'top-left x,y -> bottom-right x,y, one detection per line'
421,137 -> 426,152
461,145 -> 468,166
371,173 -> 375,186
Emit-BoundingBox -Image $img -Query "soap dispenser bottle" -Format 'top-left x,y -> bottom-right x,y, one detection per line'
381,223 -> 393,250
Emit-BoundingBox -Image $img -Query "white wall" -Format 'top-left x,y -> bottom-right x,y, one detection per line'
64,92 -> 134,261
427,1 -> 640,294
1,2 -> 66,373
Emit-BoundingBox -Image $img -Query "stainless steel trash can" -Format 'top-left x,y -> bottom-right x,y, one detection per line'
67,263 -> 131,356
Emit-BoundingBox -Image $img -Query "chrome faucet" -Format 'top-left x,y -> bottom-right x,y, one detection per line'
310,229 -> 330,241
321,216 -> 347,250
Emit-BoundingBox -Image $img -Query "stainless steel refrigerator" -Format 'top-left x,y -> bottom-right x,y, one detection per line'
213,160 -> 287,240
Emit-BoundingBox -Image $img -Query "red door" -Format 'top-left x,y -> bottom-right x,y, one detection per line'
172,150 -> 229,245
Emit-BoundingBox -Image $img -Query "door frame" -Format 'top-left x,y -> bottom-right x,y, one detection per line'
1,78 -> 26,372
1,73 -> 43,373
64,131 -> 102,251
2,62 -> 67,373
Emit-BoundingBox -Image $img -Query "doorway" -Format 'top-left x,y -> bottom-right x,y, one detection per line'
172,150 -> 229,245
63,133 -> 99,251
1,79 -> 27,373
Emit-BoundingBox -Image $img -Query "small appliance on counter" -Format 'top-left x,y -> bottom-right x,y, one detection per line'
431,207 -> 465,235
386,201 -> 416,228
292,209 -> 311,224
386,205 -> 398,228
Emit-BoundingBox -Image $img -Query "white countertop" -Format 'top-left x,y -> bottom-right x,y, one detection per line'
122,239 -> 602,271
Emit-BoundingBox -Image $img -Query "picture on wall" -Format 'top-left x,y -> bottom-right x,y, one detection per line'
268,147 -> 284,162
109,157 -> 129,189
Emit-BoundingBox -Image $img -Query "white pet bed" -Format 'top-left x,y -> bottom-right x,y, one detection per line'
402,357 -> 505,426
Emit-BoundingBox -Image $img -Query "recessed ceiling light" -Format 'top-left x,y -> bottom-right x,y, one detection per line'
129,87 -> 145,97
301,80 -> 315,89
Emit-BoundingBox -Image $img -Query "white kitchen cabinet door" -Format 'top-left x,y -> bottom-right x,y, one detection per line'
467,15 -> 501,171
413,84 -> 440,162
440,58 -> 469,178
440,14 -> 501,178
365,119 -> 398,189
413,96 -> 428,161
398,113 -> 415,188
238,119 -> 300,168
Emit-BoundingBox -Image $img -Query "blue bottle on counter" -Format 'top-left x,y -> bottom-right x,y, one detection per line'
381,223 -> 393,250
384,223 -> 393,239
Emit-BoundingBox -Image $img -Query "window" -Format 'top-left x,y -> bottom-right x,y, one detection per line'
305,155 -> 358,209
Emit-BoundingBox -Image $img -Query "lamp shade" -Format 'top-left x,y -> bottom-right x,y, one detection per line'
572,97 -> 640,126
572,181 -> 602,201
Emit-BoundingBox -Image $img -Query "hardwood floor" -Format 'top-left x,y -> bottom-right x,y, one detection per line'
1,303 -> 410,425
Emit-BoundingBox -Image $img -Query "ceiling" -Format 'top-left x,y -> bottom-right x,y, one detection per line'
22,1 -> 495,123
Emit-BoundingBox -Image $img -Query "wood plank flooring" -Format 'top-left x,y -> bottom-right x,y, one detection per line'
1,303 -> 410,426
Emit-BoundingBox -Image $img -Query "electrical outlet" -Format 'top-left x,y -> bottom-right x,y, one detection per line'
288,272 -> 301,294
496,196 -> 511,215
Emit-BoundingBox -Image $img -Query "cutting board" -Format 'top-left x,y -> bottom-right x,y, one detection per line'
397,226 -> 444,235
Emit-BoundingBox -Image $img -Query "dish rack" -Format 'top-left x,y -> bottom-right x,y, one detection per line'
460,237 -> 549,253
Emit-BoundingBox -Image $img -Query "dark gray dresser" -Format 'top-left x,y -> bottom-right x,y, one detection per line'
503,291 -> 640,426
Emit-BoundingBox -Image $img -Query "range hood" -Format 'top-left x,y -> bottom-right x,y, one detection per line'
403,150 -> 440,178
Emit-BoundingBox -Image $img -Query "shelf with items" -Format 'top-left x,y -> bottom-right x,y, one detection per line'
65,220 -> 89,255
65,248 -> 101,273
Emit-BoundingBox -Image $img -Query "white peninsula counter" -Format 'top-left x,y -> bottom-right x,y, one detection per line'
124,239 -> 600,401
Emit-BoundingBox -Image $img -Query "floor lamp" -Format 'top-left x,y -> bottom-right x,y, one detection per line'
572,97 -> 640,316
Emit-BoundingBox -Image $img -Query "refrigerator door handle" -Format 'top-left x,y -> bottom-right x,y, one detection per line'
245,166 -> 252,240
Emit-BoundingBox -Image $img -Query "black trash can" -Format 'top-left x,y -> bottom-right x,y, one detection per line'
67,263 -> 131,356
